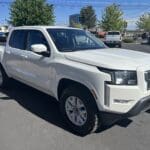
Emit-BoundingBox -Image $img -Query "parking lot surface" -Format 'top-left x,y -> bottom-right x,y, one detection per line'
122,43 -> 150,53
0,43 -> 150,150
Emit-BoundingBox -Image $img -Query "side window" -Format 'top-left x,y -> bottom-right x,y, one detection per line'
9,30 -> 27,50
26,30 -> 50,51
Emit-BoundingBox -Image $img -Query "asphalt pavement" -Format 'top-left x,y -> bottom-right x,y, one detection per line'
0,43 -> 150,150
122,43 -> 150,53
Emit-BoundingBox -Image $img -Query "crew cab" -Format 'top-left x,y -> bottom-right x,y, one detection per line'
105,31 -> 122,47
0,26 -> 150,135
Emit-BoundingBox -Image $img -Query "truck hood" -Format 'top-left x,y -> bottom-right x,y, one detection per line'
64,48 -> 150,70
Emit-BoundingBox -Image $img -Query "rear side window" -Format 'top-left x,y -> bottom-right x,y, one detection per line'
9,30 -> 27,50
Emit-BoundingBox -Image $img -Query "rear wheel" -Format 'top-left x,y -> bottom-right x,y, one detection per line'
0,65 -> 10,88
60,85 -> 102,135
118,43 -> 122,48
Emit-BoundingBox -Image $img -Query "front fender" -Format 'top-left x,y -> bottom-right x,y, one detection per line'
52,60 -> 110,111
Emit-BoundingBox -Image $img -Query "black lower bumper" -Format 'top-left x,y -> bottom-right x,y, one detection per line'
101,95 -> 150,126
124,96 -> 150,117
104,41 -> 121,45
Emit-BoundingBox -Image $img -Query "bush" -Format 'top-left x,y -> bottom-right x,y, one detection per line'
123,38 -> 134,43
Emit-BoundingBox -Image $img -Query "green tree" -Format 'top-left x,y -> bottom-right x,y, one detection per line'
70,20 -> 82,28
9,0 -> 55,26
100,4 -> 126,31
136,13 -> 150,32
80,6 -> 96,29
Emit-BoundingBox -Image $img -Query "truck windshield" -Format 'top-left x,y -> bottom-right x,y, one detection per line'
47,29 -> 106,52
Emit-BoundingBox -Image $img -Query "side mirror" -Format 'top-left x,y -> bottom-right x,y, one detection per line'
31,44 -> 47,54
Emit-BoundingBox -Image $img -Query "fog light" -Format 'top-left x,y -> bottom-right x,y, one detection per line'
114,99 -> 133,104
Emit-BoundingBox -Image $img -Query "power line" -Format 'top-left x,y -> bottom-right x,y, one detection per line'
47,0 -> 150,8
0,0 -> 150,8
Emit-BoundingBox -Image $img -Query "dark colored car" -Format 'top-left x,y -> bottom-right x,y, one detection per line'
148,36 -> 150,44
141,32 -> 148,39
0,32 -> 8,42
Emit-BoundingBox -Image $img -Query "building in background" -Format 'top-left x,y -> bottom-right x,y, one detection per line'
0,25 -> 9,42
0,25 -> 9,32
69,14 -> 80,27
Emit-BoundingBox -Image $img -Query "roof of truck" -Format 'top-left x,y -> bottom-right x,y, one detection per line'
11,26 -> 82,30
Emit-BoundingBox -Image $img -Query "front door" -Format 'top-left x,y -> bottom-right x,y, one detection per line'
21,30 -> 54,94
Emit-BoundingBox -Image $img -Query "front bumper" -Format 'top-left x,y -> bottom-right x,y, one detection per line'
101,95 -> 150,126
104,41 -> 121,45
104,84 -> 145,113
124,95 -> 150,117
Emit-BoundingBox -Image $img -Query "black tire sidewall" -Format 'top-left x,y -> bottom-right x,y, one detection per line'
0,66 -> 4,87
0,66 -> 9,88
60,86 -> 98,135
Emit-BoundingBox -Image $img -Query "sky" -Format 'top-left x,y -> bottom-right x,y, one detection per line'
0,0 -> 150,30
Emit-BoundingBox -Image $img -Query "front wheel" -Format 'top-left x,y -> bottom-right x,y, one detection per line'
59,86 -> 101,135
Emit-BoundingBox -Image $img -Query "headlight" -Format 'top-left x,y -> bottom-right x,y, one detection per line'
98,67 -> 137,85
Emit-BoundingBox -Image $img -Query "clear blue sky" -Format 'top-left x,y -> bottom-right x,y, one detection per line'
0,0 -> 150,29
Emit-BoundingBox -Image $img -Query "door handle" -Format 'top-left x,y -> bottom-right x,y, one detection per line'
21,54 -> 28,58
6,51 -> 11,54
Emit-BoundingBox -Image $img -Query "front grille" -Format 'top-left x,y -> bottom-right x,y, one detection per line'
145,71 -> 150,90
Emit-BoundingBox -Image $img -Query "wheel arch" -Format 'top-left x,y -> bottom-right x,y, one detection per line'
57,78 -> 98,111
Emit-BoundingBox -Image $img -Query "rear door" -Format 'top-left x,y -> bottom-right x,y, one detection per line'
3,30 -> 28,79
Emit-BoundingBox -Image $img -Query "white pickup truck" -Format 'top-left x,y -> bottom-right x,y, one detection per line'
105,31 -> 122,47
0,26 -> 150,135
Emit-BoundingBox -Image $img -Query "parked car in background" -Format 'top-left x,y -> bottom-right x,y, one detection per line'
148,35 -> 150,44
97,31 -> 106,38
141,32 -> 150,44
105,31 -> 122,47
0,32 -> 8,42
141,32 -> 149,40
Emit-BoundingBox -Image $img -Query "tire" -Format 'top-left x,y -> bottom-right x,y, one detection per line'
118,43 -> 122,48
0,65 -> 10,88
59,85 -> 102,136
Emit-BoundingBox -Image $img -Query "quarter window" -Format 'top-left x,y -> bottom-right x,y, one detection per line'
9,30 -> 27,50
